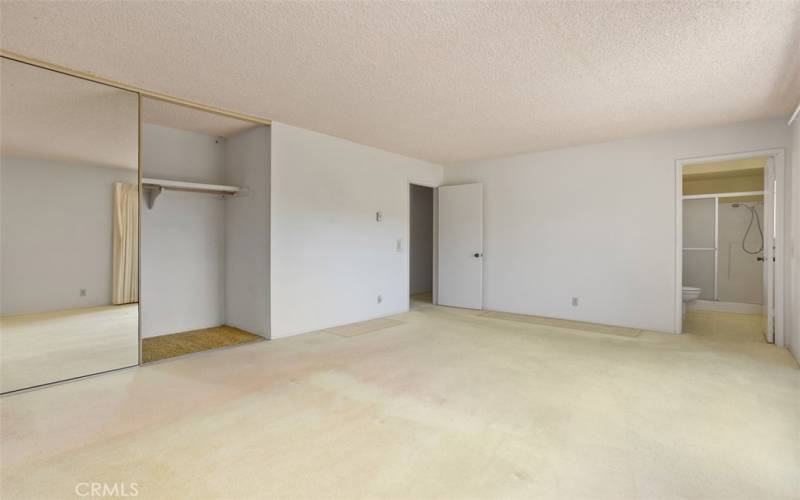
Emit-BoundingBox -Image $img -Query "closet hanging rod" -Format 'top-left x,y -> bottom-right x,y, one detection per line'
142,178 -> 242,209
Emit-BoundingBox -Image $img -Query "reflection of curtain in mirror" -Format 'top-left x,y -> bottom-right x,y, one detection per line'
113,182 -> 139,304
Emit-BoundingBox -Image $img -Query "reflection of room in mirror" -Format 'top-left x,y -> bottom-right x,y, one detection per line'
0,305 -> 138,392
0,58 -> 139,393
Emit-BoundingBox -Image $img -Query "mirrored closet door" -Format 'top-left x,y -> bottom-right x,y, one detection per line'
1,57 -> 140,393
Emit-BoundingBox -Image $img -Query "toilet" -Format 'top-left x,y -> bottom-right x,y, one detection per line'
681,286 -> 702,317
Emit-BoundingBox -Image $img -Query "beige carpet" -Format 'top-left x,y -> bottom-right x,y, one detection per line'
142,325 -> 263,363
479,310 -> 643,337
323,318 -> 404,338
2,304 -> 797,499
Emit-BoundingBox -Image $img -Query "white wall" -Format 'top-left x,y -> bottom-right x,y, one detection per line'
789,114 -> 800,362
445,118 -> 792,333
410,184 -> 434,295
270,122 -> 443,338
0,156 -> 136,315
140,124 -> 225,183
224,126 -> 270,337
140,125 -> 226,338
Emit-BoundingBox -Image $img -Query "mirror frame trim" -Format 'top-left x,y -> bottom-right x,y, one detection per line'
0,50 -> 271,127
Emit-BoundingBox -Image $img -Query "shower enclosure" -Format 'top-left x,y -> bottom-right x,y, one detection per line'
683,191 -> 772,307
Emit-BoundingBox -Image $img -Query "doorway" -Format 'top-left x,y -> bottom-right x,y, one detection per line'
409,184 -> 434,308
675,150 -> 785,345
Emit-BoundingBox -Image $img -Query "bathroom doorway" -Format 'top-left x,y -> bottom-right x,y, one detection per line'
675,150 -> 785,345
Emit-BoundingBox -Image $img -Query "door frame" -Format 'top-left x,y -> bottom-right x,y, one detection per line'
674,148 -> 785,347
407,180 -> 439,309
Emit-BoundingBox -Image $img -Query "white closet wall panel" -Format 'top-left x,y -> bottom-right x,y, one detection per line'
140,125 -> 226,338
140,124 -> 225,183
224,126 -> 270,337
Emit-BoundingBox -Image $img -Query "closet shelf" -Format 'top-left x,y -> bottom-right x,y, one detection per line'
142,178 -> 242,209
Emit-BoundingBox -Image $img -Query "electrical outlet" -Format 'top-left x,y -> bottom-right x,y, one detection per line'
571,297 -> 578,306
377,294 -> 383,304
80,289 -> 87,297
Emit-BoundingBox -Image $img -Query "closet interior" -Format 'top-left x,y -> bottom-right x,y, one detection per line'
140,97 -> 270,363
0,56 -> 271,394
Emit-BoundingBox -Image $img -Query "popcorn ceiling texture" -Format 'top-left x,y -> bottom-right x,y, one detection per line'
1,1 -> 799,164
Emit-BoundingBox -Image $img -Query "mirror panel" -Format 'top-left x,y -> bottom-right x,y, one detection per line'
1,58 -> 139,393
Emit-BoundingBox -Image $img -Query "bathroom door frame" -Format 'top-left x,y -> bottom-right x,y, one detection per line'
674,149 -> 785,347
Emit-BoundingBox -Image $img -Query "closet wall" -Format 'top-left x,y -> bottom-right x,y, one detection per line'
140,124 -> 226,338
224,126 -> 271,336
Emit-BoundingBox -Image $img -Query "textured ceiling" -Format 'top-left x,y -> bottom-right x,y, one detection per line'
1,1 -> 799,164
141,97 -> 259,138
0,58 -> 138,169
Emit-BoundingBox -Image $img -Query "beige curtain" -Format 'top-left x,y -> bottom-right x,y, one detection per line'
112,182 -> 139,304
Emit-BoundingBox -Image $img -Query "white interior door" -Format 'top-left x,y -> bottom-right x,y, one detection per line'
763,159 -> 775,342
437,183 -> 483,309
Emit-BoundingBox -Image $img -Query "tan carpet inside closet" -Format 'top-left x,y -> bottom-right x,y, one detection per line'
142,325 -> 263,363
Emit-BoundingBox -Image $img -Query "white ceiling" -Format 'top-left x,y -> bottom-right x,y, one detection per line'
1,1 -> 798,164
1,58 -> 138,169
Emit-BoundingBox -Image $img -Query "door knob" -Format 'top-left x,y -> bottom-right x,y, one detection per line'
473,252 -> 483,258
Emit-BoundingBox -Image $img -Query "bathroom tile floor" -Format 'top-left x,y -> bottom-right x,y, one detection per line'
683,309 -> 767,343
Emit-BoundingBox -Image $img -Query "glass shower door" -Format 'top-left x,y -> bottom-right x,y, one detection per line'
683,198 -> 716,300
717,200 -> 764,305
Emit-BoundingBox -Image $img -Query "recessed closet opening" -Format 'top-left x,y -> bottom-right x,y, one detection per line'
140,98 -> 270,363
